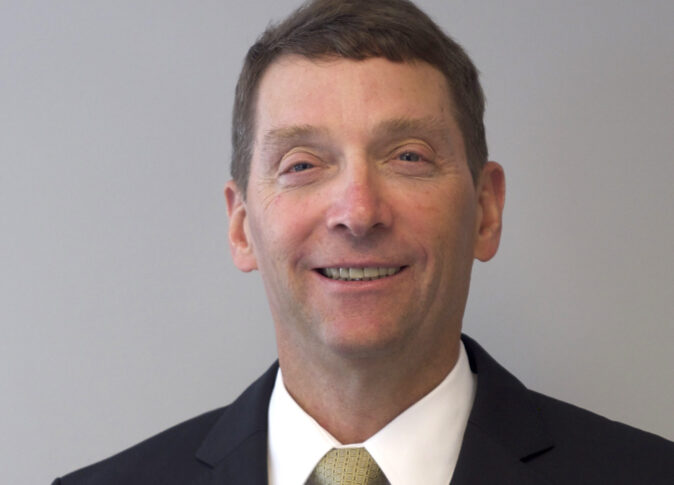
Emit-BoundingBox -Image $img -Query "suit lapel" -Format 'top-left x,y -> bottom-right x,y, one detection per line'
451,424 -> 552,485
451,336 -> 555,484
191,362 -> 279,485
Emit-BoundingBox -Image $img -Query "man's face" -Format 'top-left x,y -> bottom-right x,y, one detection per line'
226,56 -> 503,361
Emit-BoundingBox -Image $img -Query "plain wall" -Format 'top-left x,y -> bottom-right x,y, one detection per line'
1,1 -> 672,483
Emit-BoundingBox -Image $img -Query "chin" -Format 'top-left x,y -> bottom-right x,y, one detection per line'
318,318 -> 408,358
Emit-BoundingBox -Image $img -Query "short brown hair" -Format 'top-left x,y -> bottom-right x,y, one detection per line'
231,0 -> 487,193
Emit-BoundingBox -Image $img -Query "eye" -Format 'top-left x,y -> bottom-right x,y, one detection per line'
397,151 -> 422,162
387,144 -> 438,178
287,161 -> 314,173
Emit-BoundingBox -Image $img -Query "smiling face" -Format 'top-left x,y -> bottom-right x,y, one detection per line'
226,56 -> 504,365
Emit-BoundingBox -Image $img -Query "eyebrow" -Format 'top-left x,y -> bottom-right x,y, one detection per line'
370,116 -> 451,143
259,116 -> 452,158
261,124 -> 330,153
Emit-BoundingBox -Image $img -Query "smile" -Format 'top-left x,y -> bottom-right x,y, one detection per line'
318,267 -> 402,281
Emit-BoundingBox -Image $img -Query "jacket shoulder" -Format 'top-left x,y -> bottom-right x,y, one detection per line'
460,335 -> 673,484
54,406 -> 226,485
529,391 -> 674,483
53,361 -> 279,485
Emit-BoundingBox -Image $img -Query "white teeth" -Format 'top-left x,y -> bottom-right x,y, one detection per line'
349,268 -> 364,279
363,267 -> 378,278
320,267 -> 401,281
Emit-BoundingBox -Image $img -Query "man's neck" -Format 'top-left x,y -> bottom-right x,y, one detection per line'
276,334 -> 461,444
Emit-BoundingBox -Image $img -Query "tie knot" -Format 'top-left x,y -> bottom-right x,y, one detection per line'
306,447 -> 389,485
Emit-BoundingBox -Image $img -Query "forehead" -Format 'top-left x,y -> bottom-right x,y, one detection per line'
252,55 -> 458,146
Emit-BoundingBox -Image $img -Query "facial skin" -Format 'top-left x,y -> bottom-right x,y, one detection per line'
226,57 -> 504,437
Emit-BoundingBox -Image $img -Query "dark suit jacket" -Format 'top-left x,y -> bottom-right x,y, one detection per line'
54,335 -> 673,484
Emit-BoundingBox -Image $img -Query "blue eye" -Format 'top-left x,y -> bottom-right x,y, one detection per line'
289,162 -> 313,172
398,151 -> 421,162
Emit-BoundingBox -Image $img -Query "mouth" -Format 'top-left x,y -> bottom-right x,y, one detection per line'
317,266 -> 403,281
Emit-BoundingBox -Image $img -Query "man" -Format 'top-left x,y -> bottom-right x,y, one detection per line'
54,0 -> 673,483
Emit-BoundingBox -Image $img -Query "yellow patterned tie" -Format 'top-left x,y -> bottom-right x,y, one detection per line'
306,447 -> 389,485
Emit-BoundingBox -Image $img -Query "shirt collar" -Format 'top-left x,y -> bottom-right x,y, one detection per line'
267,342 -> 476,485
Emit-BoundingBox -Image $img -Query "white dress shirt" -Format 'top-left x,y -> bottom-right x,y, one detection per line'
267,342 -> 477,485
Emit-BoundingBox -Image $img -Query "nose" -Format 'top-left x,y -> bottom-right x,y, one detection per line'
325,162 -> 392,238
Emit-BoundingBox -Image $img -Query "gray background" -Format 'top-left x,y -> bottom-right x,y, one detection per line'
1,1 -> 672,483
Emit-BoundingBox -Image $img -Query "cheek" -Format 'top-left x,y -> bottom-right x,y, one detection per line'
250,192 -> 322,264
403,187 -> 477,257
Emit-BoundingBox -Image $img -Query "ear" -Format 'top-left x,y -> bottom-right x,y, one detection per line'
473,161 -> 505,262
224,180 -> 258,272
